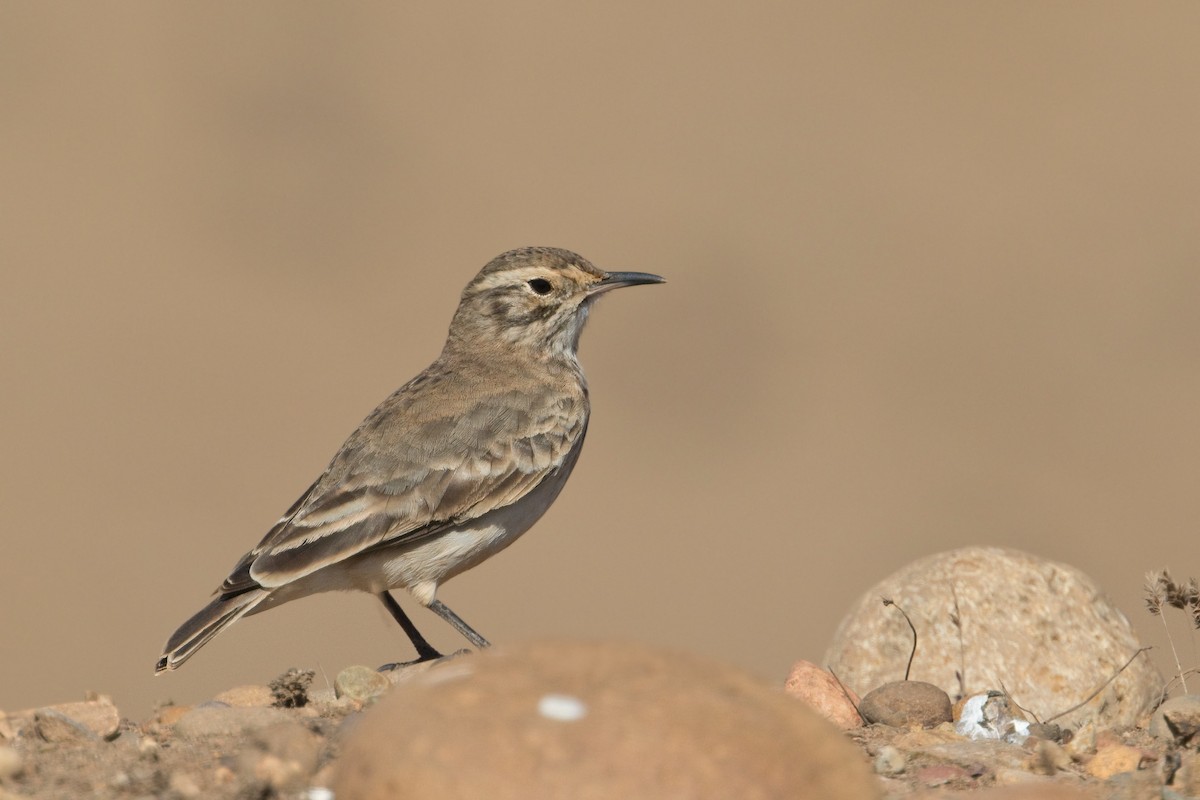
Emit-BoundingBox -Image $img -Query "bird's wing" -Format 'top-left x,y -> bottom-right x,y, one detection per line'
224,381 -> 587,591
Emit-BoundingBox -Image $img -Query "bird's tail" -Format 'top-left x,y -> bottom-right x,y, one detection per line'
155,589 -> 269,673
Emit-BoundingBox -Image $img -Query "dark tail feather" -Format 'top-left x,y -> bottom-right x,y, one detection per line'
155,589 -> 268,673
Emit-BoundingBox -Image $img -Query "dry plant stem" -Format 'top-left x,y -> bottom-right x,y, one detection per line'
881,597 -> 917,681
950,583 -> 966,699
828,667 -> 866,724
1147,569 -> 1188,694
1044,646 -> 1152,724
1162,611 -> 1189,694
1158,667 -> 1200,707
999,679 -> 1042,724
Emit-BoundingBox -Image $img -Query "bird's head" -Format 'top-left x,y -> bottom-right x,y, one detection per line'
448,247 -> 664,360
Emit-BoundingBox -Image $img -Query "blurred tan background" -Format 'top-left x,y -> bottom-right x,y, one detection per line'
3,2 -> 1200,718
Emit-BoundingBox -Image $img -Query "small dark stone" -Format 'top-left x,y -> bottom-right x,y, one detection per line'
1027,722 -> 1062,742
858,681 -> 952,728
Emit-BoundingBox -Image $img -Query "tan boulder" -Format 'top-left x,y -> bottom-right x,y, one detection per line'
825,546 -> 1162,730
333,639 -> 881,800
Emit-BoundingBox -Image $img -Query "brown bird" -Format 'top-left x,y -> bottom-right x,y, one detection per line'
156,247 -> 664,672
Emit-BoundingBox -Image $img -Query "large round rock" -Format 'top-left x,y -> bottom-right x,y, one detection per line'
824,547 -> 1162,730
332,640 -> 880,799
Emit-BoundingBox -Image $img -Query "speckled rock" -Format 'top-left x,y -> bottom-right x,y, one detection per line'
213,685 -> 275,708
26,697 -> 120,742
784,659 -> 863,728
334,665 -> 390,702
33,709 -> 96,742
1148,693 -> 1200,744
860,680 -> 952,728
332,639 -> 881,800
825,547 -> 1162,730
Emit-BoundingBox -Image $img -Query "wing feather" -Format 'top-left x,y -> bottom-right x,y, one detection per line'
239,375 -> 587,588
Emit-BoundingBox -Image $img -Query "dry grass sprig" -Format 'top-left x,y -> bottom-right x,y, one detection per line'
950,584 -> 966,701
881,596 -> 917,681
827,667 -> 866,724
1145,569 -> 1169,615
1145,569 -> 1194,693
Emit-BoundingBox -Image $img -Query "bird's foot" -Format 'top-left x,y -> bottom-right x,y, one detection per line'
377,653 -> 442,672
376,648 -> 476,672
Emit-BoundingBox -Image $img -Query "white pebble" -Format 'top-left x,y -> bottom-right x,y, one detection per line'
537,693 -> 588,722
873,745 -> 906,775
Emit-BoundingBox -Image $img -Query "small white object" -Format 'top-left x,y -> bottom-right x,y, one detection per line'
537,693 -> 588,722
955,692 -> 1030,745
306,788 -> 335,800
873,744 -> 906,776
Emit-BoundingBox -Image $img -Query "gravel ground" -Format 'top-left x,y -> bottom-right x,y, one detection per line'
0,662 -> 1191,800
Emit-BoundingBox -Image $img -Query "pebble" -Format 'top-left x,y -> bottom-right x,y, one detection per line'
155,704 -> 192,727
335,665 -> 390,702
859,680 -> 952,728
1085,742 -> 1144,779
955,692 -> 1030,744
1168,749 -> 1200,795
916,763 -> 969,786
29,697 -> 120,741
305,687 -> 359,717
1027,722 -> 1062,741
873,744 -> 906,775
213,684 -> 275,708
784,660 -> 863,728
33,708 -> 97,742
0,746 -> 21,779
1027,738 -> 1071,775
1064,720 -> 1096,758
1149,693 -> 1200,744
990,767 -> 1055,786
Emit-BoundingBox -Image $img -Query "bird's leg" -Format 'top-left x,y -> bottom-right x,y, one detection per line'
376,591 -> 444,671
428,599 -> 491,649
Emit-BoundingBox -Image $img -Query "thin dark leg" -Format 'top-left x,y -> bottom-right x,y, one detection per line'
429,599 -> 491,649
378,592 -> 443,664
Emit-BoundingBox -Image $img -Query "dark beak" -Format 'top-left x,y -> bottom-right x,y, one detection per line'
588,271 -> 667,297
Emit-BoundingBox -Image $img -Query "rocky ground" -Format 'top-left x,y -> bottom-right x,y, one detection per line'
0,657 -> 1195,800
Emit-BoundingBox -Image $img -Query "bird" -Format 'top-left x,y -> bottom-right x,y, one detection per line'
155,247 -> 664,673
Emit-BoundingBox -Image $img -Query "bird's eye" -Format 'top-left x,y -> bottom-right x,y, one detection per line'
527,278 -> 553,295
